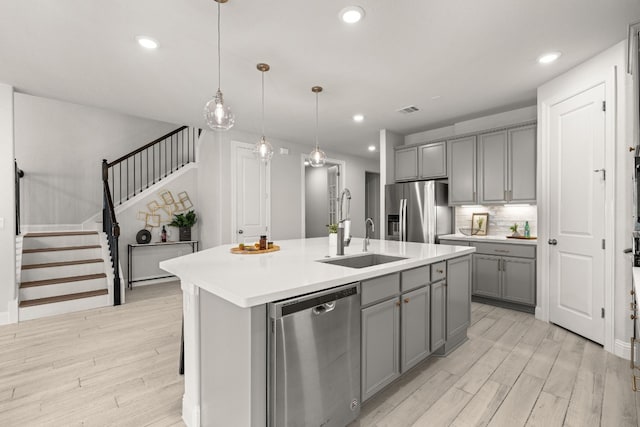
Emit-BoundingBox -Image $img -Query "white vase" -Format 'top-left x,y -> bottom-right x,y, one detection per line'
329,233 -> 337,254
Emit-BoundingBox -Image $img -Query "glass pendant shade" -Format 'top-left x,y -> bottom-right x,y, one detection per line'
309,146 -> 326,167
309,86 -> 326,168
204,90 -> 235,130
254,136 -> 274,162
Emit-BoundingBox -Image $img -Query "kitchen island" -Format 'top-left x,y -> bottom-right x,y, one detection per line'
160,237 -> 475,427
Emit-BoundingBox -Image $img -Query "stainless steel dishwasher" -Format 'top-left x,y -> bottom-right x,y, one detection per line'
268,283 -> 361,427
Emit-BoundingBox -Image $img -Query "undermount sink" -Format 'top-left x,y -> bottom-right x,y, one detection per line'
319,253 -> 408,269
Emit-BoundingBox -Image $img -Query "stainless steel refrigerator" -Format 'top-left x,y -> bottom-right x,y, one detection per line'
385,181 -> 452,243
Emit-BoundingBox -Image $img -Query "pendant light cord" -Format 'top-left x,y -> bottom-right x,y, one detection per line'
261,71 -> 265,136
315,92 -> 319,149
217,1 -> 221,91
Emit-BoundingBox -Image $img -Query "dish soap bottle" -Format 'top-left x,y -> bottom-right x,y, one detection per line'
524,221 -> 530,238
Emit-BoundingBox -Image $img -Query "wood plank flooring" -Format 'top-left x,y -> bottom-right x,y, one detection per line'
1,283 -> 638,426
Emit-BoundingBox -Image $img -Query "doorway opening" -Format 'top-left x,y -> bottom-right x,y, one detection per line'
303,159 -> 345,238
365,171 -> 380,239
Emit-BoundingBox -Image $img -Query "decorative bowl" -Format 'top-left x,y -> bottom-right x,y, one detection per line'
458,227 -> 480,236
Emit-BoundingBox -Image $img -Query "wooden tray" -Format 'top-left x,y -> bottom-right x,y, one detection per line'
230,245 -> 280,255
505,236 -> 537,240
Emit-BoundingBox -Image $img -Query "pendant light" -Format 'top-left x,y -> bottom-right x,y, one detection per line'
203,0 -> 235,131
309,86 -> 327,168
253,63 -> 274,162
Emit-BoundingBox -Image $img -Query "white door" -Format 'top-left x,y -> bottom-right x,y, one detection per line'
232,142 -> 270,244
548,83 -> 605,344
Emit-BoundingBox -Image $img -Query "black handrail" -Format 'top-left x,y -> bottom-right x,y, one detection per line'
15,160 -> 24,236
102,160 -> 121,306
105,126 -> 201,205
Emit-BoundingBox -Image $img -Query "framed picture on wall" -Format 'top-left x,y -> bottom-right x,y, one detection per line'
471,213 -> 489,236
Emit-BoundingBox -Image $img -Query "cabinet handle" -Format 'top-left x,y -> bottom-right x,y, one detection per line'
632,289 -> 636,296
436,269 -> 444,274
632,314 -> 638,320
404,298 -> 410,304
632,303 -> 638,311
634,374 -> 639,392
632,337 -> 637,370
396,301 -> 401,307
497,259 -> 502,271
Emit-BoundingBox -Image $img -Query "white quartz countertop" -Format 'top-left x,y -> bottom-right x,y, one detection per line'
439,234 -> 538,246
160,237 -> 475,308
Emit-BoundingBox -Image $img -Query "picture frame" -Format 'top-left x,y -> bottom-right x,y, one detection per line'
471,213 -> 489,236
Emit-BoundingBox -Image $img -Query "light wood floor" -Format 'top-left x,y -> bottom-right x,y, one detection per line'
0,284 -> 637,426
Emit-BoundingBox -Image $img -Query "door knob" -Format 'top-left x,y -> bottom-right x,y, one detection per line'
238,229 -> 244,234
548,239 -> 558,245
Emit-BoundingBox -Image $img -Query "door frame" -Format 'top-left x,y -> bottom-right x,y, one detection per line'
537,64 -> 616,353
299,154 -> 346,238
230,141 -> 271,244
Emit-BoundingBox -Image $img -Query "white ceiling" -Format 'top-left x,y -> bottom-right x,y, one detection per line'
1,1 -> 639,158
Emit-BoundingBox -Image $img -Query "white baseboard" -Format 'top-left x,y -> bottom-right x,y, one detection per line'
0,311 -> 8,325
615,338 -> 631,360
182,394 -> 200,427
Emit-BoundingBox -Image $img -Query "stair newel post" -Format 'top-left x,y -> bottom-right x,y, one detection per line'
112,222 -> 121,306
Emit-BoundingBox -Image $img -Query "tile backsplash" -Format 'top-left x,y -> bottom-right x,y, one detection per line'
454,205 -> 537,236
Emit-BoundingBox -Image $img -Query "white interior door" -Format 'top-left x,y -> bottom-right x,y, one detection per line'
232,142 -> 269,244
548,83 -> 605,344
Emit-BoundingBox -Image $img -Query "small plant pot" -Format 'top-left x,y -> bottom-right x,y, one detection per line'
179,227 -> 192,241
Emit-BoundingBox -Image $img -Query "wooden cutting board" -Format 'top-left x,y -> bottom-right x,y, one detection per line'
230,245 -> 280,254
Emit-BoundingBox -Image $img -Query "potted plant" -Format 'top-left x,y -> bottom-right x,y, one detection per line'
169,210 -> 197,241
509,223 -> 520,237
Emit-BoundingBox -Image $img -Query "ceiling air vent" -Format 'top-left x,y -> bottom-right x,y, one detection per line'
397,105 -> 420,114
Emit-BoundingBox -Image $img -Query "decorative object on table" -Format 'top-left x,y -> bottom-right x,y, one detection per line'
230,243 -> 280,254
471,212 -> 489,236
308,86 -> 327,167
259,235 -> 268,250
458,227 -> 480,236
253,63 -> 274,162
135,229 -> 151,244
509,223 -> 521,237
169,210 -> 197,241
137,189 -> 194,235
524,221 -> 531,238
161,225 -> 168,242
203,0 -> 235,131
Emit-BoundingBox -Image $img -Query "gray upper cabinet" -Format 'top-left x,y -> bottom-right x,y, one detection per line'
446,255 -> 471,340
430,280 -> 446,351
361,297 -> 400,401
478,130 -> 508,204
401,286 -> 430,372
508,125 -> 536,203
418,142 -> 447,179
448,136 -> 477,205
395,146 -> 418,182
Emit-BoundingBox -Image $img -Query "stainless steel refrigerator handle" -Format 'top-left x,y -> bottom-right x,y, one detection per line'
402,199 -> 408,241
399,199 -> 404,241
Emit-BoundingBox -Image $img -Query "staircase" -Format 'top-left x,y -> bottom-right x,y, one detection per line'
19,231 -> 112,320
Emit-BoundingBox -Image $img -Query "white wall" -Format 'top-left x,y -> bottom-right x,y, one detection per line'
197,129 -> 379,250
115,166 -> 198,286
14,94 -> 178,225
0,83 -> 16,324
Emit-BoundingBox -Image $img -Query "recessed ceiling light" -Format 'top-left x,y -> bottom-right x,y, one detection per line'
136,36 -> 159,49
368,145 -> 376,152
340,6 -> 365,24
353,114 -> 364,122
538,51 -> 561,64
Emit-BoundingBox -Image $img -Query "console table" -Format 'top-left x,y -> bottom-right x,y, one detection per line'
127,240 -> 198,289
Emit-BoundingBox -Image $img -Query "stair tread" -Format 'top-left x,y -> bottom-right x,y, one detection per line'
19,289 -> 108,308
25,231 -> 98,238
22,258 -> 104,270
20,273 -> 107,288
23,245 -> 101,254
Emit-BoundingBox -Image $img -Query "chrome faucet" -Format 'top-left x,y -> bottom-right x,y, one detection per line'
363,218 -> 375,252
337,188 -> 352,255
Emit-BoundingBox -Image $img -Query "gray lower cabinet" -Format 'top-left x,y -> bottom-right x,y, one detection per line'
401,286 -> 430,372
472,254 -> 501,299
471,242 -> 536,310
446,255 -> 472,341
430,280 -> 446,351
361,297 -> 400,401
